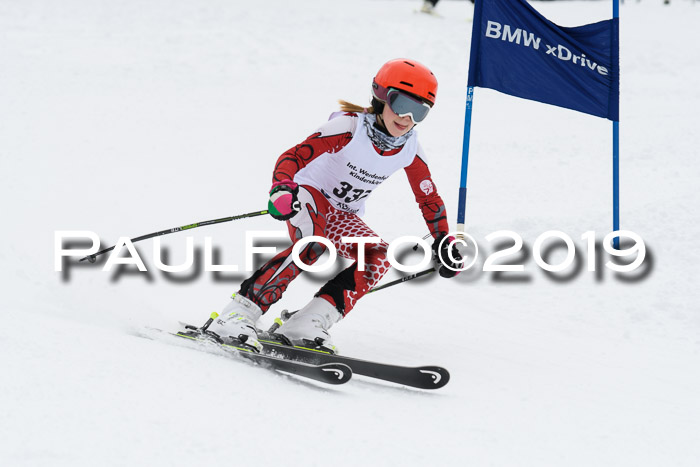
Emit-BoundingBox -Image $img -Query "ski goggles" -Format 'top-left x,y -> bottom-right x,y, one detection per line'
385,88 -> 432,124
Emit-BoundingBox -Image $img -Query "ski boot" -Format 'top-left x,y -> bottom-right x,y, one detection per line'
275,297 -> 342,354
199,293 -> 263,352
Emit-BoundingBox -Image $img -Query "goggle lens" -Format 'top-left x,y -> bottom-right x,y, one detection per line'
386,89 -> 431,123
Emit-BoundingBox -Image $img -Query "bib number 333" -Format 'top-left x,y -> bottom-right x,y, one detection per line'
333,181 -> 372,203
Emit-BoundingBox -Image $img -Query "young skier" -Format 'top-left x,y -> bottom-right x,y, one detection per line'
207,58 -> 461,353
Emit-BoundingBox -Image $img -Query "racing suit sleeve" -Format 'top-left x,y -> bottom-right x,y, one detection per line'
403,146 -> 449,238
272,113 -> 357,183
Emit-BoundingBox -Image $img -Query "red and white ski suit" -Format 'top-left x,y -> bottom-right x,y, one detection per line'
239,112 -> 449,316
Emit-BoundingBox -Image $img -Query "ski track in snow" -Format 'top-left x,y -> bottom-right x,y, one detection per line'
1,1 -> 699,466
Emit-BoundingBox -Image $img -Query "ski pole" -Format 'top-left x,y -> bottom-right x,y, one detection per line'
80,209 -> 269,263
267,267 -> 436,333
366,267 -> 436,294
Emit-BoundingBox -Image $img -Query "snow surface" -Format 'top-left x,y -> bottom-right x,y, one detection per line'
2,0 -> 699,466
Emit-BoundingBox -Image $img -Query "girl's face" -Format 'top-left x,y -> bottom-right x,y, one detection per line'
381,103 -> 415,137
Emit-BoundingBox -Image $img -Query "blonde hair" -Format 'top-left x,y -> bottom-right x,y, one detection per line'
338,99 -> 374,114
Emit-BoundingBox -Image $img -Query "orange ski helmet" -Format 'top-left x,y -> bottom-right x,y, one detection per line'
372,58 -> 438,107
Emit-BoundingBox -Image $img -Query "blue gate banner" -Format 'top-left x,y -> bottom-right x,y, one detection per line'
468,0 -> 619,121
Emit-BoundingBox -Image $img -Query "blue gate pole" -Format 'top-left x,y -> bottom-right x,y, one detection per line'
457,86 -> 475,236
613,121 -> 619,249
613,0 -> 620,249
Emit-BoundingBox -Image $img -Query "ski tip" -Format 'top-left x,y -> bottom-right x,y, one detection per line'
319,363 -> 353,385
416,366 -> 450,389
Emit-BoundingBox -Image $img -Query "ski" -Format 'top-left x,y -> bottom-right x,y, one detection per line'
256,333 -> 450,390
146,328 -> 352,386
413,8 -> 443,18
173,319 -> 450,389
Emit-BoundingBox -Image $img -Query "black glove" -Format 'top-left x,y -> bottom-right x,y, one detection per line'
432,233 -> 462,278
